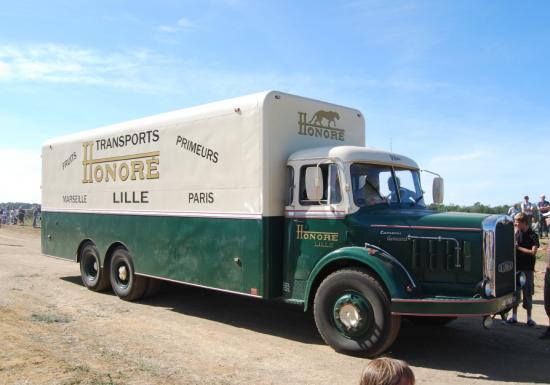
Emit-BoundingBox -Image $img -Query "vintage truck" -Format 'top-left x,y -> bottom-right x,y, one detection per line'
42,91 -> 522,356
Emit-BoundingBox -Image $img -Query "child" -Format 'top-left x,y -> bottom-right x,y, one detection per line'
360,357 -> 415,385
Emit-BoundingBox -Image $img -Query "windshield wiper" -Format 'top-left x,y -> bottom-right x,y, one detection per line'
364,179 -> 387,204
412,194 -> 424,206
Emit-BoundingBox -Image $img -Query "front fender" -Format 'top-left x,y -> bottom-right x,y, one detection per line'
304,245 -> 416,311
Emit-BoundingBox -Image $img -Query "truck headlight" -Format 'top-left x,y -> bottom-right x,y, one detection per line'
516,272 -> 526,288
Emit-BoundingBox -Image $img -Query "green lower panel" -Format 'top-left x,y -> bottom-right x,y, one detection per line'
42,212 -> 284,298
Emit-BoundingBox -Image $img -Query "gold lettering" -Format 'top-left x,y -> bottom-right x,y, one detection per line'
82,141 -> 94,183
81,146 -> 160,184
105,163 -> 117,182
94,165 -> 104,182
295,224 -> 339,243
119,163 -> 129,181
146,158 -> 159,179
130,160 -> 145,181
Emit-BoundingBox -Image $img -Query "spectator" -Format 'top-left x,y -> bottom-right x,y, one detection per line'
359,357 -> 415,385
538,194 -> 550,238
541,244 -> 550,339
545,211 -> 550,234
507,212 -> 539,326
508,203 -> 520,219
10,208 -> 17,225
32,205 -> 41,228
521,195 -> 535,225
18,208 -> 25,226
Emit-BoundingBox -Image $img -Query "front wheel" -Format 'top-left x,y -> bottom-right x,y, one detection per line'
109,247 -> 147,301
313,268 -> 401,357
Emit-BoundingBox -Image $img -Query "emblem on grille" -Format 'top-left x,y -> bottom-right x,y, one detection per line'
497,261 -> 514,273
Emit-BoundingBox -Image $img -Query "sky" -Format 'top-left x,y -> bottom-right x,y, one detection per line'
1,0 -> 549,206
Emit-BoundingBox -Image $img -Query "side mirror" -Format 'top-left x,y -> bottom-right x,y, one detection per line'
305,167 -> 323,201
432,177 -> 444,204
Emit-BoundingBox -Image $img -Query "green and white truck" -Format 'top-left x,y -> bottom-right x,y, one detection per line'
42,91 -> 522,356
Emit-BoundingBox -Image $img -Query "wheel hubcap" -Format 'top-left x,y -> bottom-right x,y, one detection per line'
339,303 -> 361,329
332,292 -> 372,338
118,265 -> 128,281
84,255 -> 98,280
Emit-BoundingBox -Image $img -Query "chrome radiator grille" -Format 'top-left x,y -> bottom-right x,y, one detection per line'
483,215 -> 515,297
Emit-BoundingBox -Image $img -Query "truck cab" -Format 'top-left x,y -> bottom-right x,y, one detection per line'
283,145 -> 520,356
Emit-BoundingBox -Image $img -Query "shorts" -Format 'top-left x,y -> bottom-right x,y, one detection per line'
520,270 -> 534,311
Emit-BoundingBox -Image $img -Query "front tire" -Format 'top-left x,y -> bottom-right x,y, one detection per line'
79,243 -> 110,292
313,268 -> 401,357
109,247 -> 147,301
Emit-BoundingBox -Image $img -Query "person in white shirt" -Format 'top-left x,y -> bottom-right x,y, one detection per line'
508,203 -> 520,218
521,195 -> 535,225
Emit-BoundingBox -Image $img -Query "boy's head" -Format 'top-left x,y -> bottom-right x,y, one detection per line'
360,357 -> 415,385
514,212 -> 529,232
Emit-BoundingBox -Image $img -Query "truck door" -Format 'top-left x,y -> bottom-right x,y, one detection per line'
283,162 -> 348,301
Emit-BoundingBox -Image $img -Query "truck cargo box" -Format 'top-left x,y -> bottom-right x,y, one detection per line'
42,91 -> 365,297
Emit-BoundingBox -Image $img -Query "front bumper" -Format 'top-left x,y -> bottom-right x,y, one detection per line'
390,291 -> 519,317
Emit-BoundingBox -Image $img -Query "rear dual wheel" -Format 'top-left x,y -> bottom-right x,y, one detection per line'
109,247 -> 148,301
80,244 -> 159,301
79,244 -> 110,292
313,268 -> 401,357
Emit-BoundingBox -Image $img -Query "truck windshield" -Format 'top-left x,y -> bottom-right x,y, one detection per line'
350,163 -> 425,208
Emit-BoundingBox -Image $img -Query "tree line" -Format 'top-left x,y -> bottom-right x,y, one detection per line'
428,202 -> 509,214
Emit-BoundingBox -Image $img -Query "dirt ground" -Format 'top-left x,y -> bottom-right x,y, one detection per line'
1,225 -> 549,385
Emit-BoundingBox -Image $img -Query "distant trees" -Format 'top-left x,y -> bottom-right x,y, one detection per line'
0,202 -> 36,211
428,202 -> 509,214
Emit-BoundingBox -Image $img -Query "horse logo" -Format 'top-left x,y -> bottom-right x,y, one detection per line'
309,110 -> 340,128
298,111 -> 345,141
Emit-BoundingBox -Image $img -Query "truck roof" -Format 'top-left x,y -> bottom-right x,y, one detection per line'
288,146 -> 419,169
42,90 -> 362,147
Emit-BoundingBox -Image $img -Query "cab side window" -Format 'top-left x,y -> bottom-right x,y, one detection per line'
299,164 -> 341,205
285,166 -> 294,206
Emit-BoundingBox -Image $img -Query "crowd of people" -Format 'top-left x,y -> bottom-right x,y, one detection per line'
507,194 -> 550,238
505,194 -> 550,340
0,205 -> 41,228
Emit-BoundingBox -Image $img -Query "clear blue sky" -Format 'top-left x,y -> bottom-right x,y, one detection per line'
1,0 -> 549,206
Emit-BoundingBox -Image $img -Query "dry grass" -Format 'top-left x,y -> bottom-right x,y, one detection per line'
537,236 -> 548,262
